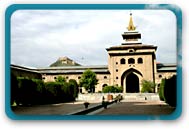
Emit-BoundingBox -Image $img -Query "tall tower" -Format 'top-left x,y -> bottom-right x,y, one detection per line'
106,13 -> 157,93
122,13 -> 141,44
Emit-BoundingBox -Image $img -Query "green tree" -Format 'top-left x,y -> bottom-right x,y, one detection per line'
159,79 -> 165,101
79,69 -> 98,93
102,86 -> 123,93
141,80 -> 156,93
164,75 -> 176,107
55,76 -> 66,83
17,78 -> 37,105
68,79 -> 79,98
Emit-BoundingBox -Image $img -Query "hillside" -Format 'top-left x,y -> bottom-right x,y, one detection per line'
50,57 -> 81,67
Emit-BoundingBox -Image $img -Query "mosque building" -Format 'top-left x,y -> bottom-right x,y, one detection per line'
11,13 -> 176,93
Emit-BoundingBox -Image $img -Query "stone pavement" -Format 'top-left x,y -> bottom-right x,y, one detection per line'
12,101 -> 100,115
12,100 -> 175,115
95,100 -> 175,115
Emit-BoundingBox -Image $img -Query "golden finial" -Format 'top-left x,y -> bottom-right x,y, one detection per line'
127,13 -> 136,31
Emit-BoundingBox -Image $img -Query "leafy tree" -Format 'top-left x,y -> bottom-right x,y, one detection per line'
158,75 -> 176,107
164,75 -> 176,107
17,78 -> 37,105
32,79 -> 45,93
102,86 -> 123,93
55,76 -> 66,83
68,79 -> 79,98
141,80 -> 156,93
159,79 -> 165,101
79,69 -> 98,93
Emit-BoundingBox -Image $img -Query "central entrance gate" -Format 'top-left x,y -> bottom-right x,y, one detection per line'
126,73 -> 139,93
121,68 -> 142,93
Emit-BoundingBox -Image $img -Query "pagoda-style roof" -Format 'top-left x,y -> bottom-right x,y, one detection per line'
106,43 -> 157,51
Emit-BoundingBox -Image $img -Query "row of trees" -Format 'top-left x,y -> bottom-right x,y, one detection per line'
11,69 -> 98,106
11,75 -> 79,106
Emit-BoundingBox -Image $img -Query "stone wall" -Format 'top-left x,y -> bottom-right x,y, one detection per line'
77,93 -> 160,102
11,67 -> 42,79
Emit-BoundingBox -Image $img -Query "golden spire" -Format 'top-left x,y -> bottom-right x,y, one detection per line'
127,13 -> 136,31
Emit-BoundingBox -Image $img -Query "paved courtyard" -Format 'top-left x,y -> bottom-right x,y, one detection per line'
12,101 -> 100,115
11,100 -> 175,115
95,100 -> 175,115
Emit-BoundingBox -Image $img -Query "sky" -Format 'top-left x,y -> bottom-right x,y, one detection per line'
11,9 -> 177,68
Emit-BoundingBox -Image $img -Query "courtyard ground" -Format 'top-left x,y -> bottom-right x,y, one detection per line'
11,100 -> 175,115
11,101 -> 100,115
94,100 -> 175,115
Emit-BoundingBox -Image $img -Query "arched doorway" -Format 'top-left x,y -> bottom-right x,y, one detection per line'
126,73 -> 139,93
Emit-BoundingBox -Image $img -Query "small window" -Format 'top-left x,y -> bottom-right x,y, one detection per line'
116,69 -> 118,72
54,77 -> 57,79
79,88 -> 82,93
159,75 -> 162,78
104,76 -> 107,79
128,58 -> 135,64
129,49 -> 134,53
116,77 -> 119,79
78,76 -> 81,79
116,62 -> 118,65
42,77 -> 45,80
120,58 -> 126,64
102,84 -> 108,88
138,58 -> 143,64
66,76 -> 69,79
129,49 -> 135,53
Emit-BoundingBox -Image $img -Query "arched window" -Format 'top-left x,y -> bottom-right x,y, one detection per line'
104,76 -> 107,79
120,58 -> 126,64
138,58 -> 143,64
102,84 -> 107,88
129,49 -> 134,53
128,58 -> 135,64
129,49 -> 135,53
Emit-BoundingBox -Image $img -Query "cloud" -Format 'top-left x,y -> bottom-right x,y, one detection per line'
11,10 -> 177,67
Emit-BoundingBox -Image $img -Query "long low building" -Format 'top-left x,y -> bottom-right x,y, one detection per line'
11,62 -> 176,93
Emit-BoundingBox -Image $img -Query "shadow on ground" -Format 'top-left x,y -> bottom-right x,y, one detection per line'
95,101 -> 175,115
11,100 -> 175,115
11,101 -> 100,115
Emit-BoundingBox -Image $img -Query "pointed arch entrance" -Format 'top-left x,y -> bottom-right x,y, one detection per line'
126,73 -> 139,93
121,68 -> 142,93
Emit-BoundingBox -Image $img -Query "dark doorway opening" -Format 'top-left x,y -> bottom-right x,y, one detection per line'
126,73 -> 139,93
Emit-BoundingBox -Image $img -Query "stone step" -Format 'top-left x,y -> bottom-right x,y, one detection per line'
77,93 -> 160,101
